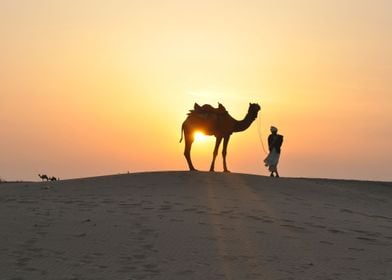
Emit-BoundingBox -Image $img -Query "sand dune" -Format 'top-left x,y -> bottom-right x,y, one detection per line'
1,171 -> 391,280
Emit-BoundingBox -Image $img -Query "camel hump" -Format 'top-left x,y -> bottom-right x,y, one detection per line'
192,103 -> 227,114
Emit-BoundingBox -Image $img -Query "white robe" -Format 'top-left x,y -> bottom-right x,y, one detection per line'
264,148 -> 280,172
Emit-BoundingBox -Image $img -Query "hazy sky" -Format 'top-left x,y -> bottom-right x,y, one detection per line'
1,0 -> 391,181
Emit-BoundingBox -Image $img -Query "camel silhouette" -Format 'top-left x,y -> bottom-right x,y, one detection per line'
38,174 -> 49,181
180,103 -> 261,172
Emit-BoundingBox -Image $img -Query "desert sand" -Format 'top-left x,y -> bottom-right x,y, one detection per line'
0,171 -> 391,280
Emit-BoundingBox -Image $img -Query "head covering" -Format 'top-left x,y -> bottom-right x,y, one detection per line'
270,126 -> 278,133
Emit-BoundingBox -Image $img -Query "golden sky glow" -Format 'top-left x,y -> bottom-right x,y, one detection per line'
1,0 -> 391,181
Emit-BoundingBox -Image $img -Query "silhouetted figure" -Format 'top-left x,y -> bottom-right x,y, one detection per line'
264,126 -> 284,177
49,176 -> 58,181
38,174 -> 49,181
180,103 -> 261,172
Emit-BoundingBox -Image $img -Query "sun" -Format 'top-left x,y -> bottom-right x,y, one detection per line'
194,131 -> 207,142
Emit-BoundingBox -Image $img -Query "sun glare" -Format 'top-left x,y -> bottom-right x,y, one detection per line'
194,131 -> 207,142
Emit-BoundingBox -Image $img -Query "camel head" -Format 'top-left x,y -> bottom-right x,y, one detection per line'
248,103 -> 261,120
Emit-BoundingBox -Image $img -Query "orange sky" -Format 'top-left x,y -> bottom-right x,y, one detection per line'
1,0 -> 391,181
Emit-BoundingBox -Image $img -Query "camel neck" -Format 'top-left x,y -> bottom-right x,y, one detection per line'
234,112 -> 257,132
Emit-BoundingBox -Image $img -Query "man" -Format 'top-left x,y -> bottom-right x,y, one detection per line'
264,126 -> 284,177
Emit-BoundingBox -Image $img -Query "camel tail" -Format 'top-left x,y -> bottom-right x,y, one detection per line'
179,123 -> 184,143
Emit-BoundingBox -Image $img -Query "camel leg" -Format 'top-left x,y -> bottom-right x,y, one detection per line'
184,134 -> 197,171
222,136 -> 231,172
210,136 -> 222,172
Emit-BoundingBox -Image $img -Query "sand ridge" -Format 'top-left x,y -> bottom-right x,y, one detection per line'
0,171 -> 391,279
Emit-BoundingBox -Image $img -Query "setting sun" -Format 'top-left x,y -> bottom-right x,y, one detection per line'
194,131 -> 207,142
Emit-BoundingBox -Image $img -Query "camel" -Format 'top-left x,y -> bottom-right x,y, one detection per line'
180,102 -> 261,172
38,174 -> 49,181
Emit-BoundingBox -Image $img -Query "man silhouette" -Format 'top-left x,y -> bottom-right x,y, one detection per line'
264,126 -> 284,177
